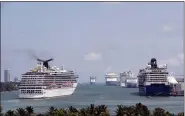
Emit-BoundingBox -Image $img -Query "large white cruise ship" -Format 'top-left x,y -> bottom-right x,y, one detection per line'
89,76 -> 96,85
105,73 -> 118,86
18,58 -> 78,99
125,71 -> 138,88
119,72 -> 127,87
137,58 -> 170,96
120,71 -> 138,88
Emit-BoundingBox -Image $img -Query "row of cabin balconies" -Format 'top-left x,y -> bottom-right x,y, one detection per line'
20,81 -> 77,85
22,74 -> 77,77
20,89 -> 43,94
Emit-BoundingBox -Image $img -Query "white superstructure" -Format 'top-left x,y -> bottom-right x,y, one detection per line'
119,72 -> 127,87
90,76 -> 96,84
120,71 -> 138,88
18,58 -> 78,99
105,72 -> 118,86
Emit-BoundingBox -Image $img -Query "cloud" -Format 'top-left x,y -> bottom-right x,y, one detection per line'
84,52 -> 102,61
163,25 -> 173,32
158,53 -> 184,67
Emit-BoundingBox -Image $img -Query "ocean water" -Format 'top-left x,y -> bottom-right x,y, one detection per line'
1,84 -> 184,114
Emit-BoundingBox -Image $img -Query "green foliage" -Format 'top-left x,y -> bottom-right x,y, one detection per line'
25,106 -> 34,116
0,82 -> 19,92
135,103 -> 150,116
0,106 -> 2,113
0,106 -> 3,116
47,106 -> 57,116
15,108 -> 27,116
152,107 -> 176,116
177,112 -> 184,116
0,103 -> 183,116
5,110 -> 14,116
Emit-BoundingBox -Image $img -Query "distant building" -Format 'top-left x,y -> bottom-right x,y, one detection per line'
4,69 -> 10,82
14,77 -> 19,82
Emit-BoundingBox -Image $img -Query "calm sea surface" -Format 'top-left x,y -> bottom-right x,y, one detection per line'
1,84 -> 184,114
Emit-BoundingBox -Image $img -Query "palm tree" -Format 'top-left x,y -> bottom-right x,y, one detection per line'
165,111 -> 175,116
36,113 -> 46,116
47,106 -> 57,116
177,112 -> 184,116
115,105 -> 129,116
152,107 -> 167,116
0,106 -> 3,116
60,108 -> 68,115
55,109 -> 65,116
25,106 -> 34,116
0,113 -> 3,116
79,108 -> 87,116
95,105 -> 109,116
116,105 -> 140,116
86,104 -> 96,115
135,103 -> 150,116
115,105 -> 123,116
0,106 -> 2,113
2,104 -> 185,116
68,106 -> 78,113
152,108 -> 176,116
5,110 -> 14,116
15,108 -> 27,116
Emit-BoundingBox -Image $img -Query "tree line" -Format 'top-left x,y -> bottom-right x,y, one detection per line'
0,103 -> 184,116
0,82 -> 20,92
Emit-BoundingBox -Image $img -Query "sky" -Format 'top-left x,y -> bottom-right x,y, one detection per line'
1,2 -> 184,83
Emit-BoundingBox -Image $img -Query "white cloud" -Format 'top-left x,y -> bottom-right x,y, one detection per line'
163,25 -> 173,32
84,52 -> 102,61
158,53 -> 184,67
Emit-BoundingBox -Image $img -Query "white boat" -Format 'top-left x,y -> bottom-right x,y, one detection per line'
18,58 -> 79,99
120,71 -> 138,88
90,76 -> 96,84
119,72 -> 126,87
105,73 -> 119,86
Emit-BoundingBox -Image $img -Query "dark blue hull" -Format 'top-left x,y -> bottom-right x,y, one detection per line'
106,81 -> 118,86
139,84 -> 170,96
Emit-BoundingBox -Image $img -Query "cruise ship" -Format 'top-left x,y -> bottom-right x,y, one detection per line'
119,72 -> 127,87
18,58 -> 79,99
120,71 -> 138,88
89,76 -> 96,84
125,71 -> 138,88
137,58 -> 170,96
105,73 -> 118,86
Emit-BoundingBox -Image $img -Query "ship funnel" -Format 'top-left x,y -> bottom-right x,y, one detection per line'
150,58 -> 158,68
37,58 -> 53,69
